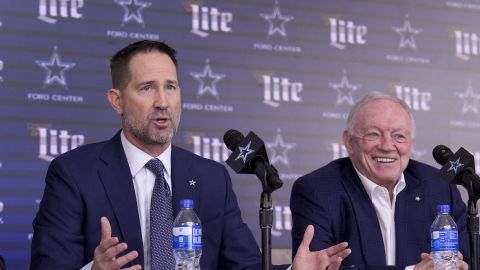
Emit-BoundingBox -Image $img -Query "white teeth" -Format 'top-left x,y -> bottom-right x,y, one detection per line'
374,157 -> 395,163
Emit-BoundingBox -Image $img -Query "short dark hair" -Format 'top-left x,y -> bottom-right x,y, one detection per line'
110,40 -> 178,90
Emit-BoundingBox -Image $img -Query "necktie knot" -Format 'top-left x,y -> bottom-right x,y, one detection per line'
145,158 -> 165,179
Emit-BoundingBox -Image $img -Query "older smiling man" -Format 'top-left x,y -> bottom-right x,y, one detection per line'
291,91 -> 470,270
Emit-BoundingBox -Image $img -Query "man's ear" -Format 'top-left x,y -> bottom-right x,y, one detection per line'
343,130 -> 354,155
107,88 -> 123,115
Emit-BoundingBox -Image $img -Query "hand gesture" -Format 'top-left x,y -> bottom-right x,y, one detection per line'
292,225 -> 351,270
92,217 -> 142,270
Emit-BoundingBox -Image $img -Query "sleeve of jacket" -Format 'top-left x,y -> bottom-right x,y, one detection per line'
30,158 -> 87,270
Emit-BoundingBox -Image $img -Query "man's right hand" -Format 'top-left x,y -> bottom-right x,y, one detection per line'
92,217 -> 142,270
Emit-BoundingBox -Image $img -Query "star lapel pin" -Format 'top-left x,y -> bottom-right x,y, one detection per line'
189,178 -> 196,187
415,196 -> 421,202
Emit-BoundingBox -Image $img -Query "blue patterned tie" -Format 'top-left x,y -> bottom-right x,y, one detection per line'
145,158 -> 175,270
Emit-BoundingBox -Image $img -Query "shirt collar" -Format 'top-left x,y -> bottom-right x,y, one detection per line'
120,131 -> 172,178
353,166 -> 406,199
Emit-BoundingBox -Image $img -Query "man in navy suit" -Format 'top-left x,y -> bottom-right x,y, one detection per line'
30,40 -> 351,270
291,92 -> 470,270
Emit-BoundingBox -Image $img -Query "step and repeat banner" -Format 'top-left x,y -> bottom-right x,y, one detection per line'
2,0 -> 480,268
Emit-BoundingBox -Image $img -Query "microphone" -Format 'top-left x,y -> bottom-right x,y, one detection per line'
223,129 -> 283,193
432,145 -> 480,197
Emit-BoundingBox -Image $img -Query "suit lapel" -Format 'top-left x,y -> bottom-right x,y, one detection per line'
394,168 -> 424,265
98,132 -> 144,266
171,146 -> 201,217
341,161 -> 387,265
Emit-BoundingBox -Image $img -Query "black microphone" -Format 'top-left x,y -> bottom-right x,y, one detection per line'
223,129 -> 283,193
432,145 -> 480,197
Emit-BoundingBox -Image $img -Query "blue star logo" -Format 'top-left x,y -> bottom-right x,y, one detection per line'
115,0 -> 152,27
456,80 -> 480,114
266,129 -> 296,166
392,14 -> 422,49
190,58 -> 225,99
329,70 -> 361,105
235,141 -> 255,163
35,46 -> 75,89
260,1 -> 293,39
447,157 -> 464,174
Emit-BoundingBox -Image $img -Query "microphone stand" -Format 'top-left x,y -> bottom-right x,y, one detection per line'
260,191 -> 273,270
460,168 -> 480,270
257,165 -> 282,270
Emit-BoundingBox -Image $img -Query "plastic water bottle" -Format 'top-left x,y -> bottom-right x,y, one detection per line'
431,204 -> 458,270
173,199 -> 202,270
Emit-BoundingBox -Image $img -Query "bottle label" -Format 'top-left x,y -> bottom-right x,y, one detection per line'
173,225 -> 202,250
431,229 -> 458,251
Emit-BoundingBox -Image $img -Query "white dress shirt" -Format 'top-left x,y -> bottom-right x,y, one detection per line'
355,168 -> 406,266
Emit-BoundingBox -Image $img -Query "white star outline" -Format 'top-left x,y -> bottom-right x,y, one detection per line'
115,0 -> 152,27
260,1 -> 293,39
447,157 -> 464,174
189,179 -> 196,186
392,14 -> 423,49
456,80 -> 480,114
190,58 -> 225,99
235,141 -> 255,163
328,70 -> 361,105
35,46 -> 75,89
266,129 -> 296,166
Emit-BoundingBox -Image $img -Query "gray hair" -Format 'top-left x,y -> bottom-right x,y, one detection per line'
345,91 -> 416,138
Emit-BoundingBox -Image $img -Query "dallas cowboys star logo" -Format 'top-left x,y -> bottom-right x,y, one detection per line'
329,70 -> 361,105
189,179 -> 196,187
456,80 -> 480,114
235,141 -> 255,163
115,0 -> 152,27
190,58 -> 225,99
447,157 -> 464,174
266,129 -> 296,166
35,46 -> 75,89
392,14 -> 422,49
260,1 -> 293,39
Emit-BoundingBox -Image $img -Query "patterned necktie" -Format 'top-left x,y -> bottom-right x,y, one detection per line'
145,158 -> 175,270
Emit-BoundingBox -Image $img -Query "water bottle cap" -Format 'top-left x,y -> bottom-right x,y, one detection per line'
180,199 -> 194,208
437,204 -> 450,214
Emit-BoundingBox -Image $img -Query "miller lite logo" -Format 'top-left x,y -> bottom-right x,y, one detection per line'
38,0 -> 84,24
36,127 -> 85,162
191,4 -> 233,38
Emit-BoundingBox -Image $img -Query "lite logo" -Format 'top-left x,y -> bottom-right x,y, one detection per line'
38,0 -> 84,24
271,205 -> 292,237
37,127 -> 85,162
332,143 -> 348,160
191,4 -> 232,38
192,135 -> 230,162
455,30 -> 480,61
263,75 -> 302,108
395,85 -> 431,111
329,18 -> 367,50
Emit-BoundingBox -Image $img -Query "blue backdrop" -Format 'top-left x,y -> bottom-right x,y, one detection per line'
2,0 -> 480,269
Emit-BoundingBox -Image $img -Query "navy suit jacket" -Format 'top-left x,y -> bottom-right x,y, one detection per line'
30,131 -> 273,270
291,158 -> 469,270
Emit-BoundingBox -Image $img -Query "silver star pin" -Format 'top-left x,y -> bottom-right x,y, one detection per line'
415,196 -> 421,202
189,179 -> 196,187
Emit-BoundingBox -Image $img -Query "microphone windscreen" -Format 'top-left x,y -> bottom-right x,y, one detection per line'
432,145 -> 453,166
223,129 -> 244,151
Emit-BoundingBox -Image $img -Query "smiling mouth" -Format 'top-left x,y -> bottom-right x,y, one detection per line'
373,157 -> 396,163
